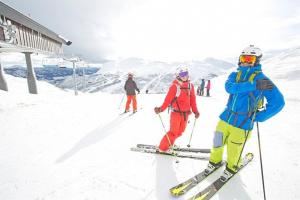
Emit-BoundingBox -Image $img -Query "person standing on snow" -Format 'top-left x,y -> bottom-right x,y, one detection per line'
200,79 -> 205,96
197,86 -> 201,96
205,80 -> 211,97
124,73 -> 140,113
154,67 -> 200,152
204,45 -> 285,181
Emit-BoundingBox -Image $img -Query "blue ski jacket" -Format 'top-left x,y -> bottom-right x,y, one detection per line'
219,64 -> 285,130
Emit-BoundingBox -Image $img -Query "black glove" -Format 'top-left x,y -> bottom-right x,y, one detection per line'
137,89 -> 140,94
154,107 -> 161,114
194,111 -> 200,119
256,79 -> 274,90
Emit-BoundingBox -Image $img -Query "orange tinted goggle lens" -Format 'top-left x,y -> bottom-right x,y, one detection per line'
239,55 -> 256,64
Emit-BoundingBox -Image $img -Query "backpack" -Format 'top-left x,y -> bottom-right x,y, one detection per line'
168,82 -> 192,120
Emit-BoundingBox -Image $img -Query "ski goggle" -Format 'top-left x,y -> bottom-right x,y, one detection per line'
179,71 -> 189,78
239,55 -> 257,64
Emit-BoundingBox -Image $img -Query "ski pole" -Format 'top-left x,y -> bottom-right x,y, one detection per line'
118,94 -> 125,109
158,113 -> 179,163
158,113 -> 172,147
187,118 -> 197,148
256,122 -> 267,200
235,92 -> 263,169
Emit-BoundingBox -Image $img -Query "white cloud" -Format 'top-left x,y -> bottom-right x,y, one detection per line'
1,0 -> 299,62
109,0 -> 300,61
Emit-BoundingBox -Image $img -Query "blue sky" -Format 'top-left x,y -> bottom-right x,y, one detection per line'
2,0 -> 300,62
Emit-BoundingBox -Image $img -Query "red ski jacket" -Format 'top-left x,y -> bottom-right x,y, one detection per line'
160,80 -> 198,114
206,81 -> 211,89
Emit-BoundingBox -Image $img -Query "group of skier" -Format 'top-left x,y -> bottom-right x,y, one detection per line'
197,79 -> 211,97
124,45 -> 285,181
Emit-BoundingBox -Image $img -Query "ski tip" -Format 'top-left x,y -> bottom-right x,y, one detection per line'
245,152 -> 254,160
169,183 -> 190,196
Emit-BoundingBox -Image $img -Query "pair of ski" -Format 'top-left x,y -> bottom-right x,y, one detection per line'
132,144 -> 253,199
120,108 -> 143,117
170,152 -> 254,199
130,144 -> 211,161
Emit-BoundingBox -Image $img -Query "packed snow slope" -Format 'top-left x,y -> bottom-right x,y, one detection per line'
0,47 -> 299,200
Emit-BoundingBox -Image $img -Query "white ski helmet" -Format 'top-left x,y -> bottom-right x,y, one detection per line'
240,45 -> 263,65
175,66 -> 189,78
241,45 -> 262,57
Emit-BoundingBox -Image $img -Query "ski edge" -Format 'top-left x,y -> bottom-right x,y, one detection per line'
130,147 -> 209,161
169,161 -> 225,197
136,144 -> 211,153
187,153 -> 254,200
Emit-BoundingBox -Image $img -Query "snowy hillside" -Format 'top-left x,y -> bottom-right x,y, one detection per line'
58,57 -> 234,93
0,47 -> 300,200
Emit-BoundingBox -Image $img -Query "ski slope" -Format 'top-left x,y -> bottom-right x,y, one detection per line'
0,47 -> 300,200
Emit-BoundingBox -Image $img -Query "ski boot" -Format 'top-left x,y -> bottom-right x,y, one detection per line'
220,167 -> 236,182
204,161 -> 222,175
156,148 -> 177,156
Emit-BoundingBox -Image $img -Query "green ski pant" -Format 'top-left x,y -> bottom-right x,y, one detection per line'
209,120 -> 252,172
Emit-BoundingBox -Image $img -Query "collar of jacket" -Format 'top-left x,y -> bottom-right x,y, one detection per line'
237,64 -> 262,74
173,79 -> 190,87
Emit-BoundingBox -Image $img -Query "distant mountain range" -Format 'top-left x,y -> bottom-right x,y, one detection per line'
4,57 -> 235,93
58,57 -> 235,93
3,47 -> 300,94
4,65 -> 100,85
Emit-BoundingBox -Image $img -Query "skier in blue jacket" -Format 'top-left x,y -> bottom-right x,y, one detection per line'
204,45 -> 285,181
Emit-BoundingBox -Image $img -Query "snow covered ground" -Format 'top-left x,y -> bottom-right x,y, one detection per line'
0,47 -> 300,200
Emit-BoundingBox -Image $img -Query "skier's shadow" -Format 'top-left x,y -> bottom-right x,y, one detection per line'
217,175 -> 251,200
55,114 -> 129,164
154,156 -> 183,200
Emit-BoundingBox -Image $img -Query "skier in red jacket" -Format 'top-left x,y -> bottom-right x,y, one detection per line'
154,67 -> 200,152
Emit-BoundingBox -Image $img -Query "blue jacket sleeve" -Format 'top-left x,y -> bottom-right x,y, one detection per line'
255,85 -> 285,122
225,72 -> 256,94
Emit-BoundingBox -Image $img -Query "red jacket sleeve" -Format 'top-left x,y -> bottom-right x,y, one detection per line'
160,84 -> 177,112
190,84 -> 199,114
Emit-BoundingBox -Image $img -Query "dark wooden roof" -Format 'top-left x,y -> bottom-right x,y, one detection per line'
0,1 -> 71,45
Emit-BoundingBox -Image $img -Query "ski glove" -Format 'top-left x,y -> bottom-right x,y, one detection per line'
154,107 -> 161,114
256,79 -> 274,90
194,111 -> 200,119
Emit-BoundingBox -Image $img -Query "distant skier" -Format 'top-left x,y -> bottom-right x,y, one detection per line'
154,67 -> 200,152
124,73 -> 140,113
197,86 -> 201,96
205,80 -> 211,97
200,79 -> 205,96
204,45 -> 285,181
